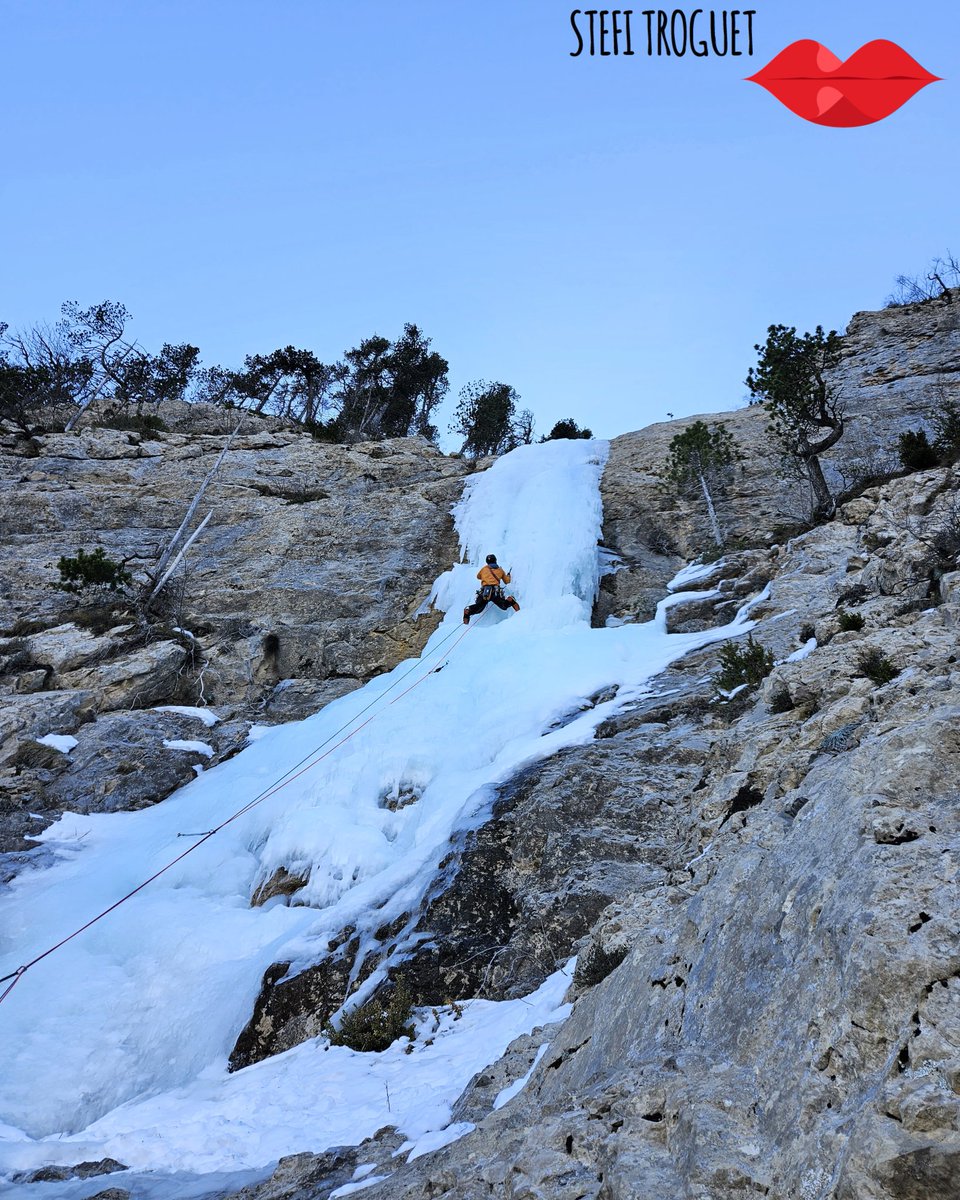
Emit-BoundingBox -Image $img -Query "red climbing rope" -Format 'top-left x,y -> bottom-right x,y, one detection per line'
0,613 -> 485,1006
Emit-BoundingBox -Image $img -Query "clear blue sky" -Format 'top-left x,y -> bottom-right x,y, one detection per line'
1,1 -> 956,441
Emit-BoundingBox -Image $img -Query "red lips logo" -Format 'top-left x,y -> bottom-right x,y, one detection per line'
747,39 -> 940,127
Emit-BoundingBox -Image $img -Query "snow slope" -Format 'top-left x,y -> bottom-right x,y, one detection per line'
0,438 -> 759,1190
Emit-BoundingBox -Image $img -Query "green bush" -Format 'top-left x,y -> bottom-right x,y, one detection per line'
450,379 -> 528,458
55,547 -> 132,595
102,412 -> 168,435
799,622 -> 816,644
856,647 -> 899,686
933,398 -> 960,462
713,635 -> 774,694
325,978 -> 416,1053
542,418 -> 593,441
898,429 -> 939,471
837,609 -> 865,632
304,416 -> 345,443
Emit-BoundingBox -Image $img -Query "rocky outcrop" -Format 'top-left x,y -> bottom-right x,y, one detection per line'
595,292 -> 960,625
5,297 -> 960,1198
0,419 -> 470,862
230,296 -> 960,1086
0,705 -> 252,881
232,455 -> 960,1197
13,1158 -> 128,1185
0,424 -> 469,703
232,729 -> 676,1069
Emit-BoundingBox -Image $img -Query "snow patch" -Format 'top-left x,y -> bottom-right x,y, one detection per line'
406,1122 -> 476,1162
786,638 -> 817,662
0,964 -> 574,1177
494,1041 -> 551,1110
162,739 -> 214,757
667,559 -> 723,591
35,734 -> 77,754
739,582 -> 772,614
330,1174 -> 393,1197
654,587 -> 722,633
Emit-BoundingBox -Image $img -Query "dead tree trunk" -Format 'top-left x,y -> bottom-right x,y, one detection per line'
697,469 -> 724,548
143,419 -> 242,609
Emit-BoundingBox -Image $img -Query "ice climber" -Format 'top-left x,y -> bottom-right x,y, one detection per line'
463,554 -> 520,624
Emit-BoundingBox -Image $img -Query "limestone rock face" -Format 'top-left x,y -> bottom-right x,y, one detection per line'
595,404 -> 786,626
0,418 -> 470,860
231,729 -> 690,1068
5,298 -> 960,1199
0,425 -> 468,706
37,709 -> 246,815
231,459 -> 960,1198
229,954 -> 354,1072
0,688 -> 96,762
397,713 -> 710,1007
595,293 -> 960,624
56,640 -> 188,710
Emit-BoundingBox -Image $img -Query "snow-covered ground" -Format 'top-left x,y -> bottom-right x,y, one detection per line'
0,438 -> 759,1196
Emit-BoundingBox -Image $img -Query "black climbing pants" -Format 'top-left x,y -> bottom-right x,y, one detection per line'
465,592 -> 517,618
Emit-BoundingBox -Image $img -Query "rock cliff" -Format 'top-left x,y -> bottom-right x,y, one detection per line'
225,297 -> 960,1199
3,294 -> 960,1199
0,416 -> 469,869
225,453 -> 960,1200
597,292 -> 960,625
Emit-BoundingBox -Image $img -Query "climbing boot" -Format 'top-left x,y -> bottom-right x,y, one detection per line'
510,599 -> 520,612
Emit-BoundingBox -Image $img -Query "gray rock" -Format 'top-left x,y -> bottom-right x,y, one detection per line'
16,621 -> 134,675
57,639 -> 188,711
0,425 -> 470,866
259,676 -> 361,723
0,688 -> 96,765
41,709 -> 213,815
594,296 -> 960,628
232,434 -> 960,1199
8,299 -> 960,1200
229,954 -> 355,1071
227,1146 -> 359,1200
14,1157 -> 127,1183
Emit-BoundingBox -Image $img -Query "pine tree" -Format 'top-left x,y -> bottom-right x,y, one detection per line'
745,324 -> 844,519
665,420 -> 738,548
450,380 -> 520,458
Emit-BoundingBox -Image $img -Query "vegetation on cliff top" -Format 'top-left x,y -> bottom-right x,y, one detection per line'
0,301 -> 596,455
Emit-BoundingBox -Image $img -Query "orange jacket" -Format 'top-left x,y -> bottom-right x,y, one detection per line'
477,565 -> 510,587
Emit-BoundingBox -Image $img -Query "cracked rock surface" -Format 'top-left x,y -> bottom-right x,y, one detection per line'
4,297 -> 960,1198
0,417 -> 469,864
229,345 -> 960,1196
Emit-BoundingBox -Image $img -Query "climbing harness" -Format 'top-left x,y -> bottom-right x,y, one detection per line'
0,608 -> 491,1006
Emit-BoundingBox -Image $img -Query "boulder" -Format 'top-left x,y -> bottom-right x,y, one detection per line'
58,640 -> 188,710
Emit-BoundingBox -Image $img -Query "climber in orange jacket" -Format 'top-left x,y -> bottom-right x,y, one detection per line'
463,554 -> 520,624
